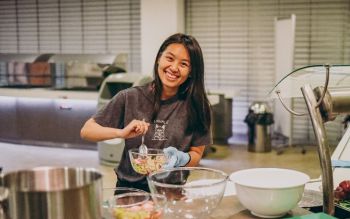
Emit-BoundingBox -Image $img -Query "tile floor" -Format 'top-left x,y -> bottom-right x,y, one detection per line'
0,141 -> 323,189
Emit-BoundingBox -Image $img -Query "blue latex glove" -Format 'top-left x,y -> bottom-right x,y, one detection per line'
163,146 -> 190,169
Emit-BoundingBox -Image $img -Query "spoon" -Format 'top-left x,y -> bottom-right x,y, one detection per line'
138,119 -> 148,155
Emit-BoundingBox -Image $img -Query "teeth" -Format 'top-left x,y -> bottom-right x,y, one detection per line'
166,72 -> 177,80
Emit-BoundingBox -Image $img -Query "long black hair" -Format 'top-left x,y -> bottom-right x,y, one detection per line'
151,33 -> 211,135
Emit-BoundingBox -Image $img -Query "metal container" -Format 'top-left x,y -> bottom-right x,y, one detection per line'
245,101 -> 274,153
0,166 -> 102,219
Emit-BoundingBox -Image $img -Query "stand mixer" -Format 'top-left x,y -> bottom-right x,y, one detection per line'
271,64 -> 350,216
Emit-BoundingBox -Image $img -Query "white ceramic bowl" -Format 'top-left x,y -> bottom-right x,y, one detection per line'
229,168 -> 310,218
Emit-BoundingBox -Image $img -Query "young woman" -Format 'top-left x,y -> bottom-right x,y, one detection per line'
80,33 -> 212,191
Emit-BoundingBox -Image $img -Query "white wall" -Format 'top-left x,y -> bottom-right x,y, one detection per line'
274,15 -> 296,144
141,0 -> 184,75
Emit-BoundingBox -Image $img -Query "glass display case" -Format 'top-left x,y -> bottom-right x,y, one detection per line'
270,64 -> 350,217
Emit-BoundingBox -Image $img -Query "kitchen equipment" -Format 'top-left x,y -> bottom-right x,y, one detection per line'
245,101 -> 274,152
106,192 -> 166,219
138,118 -> 148,155
229,168 -> 310,218
48,53 -> 121,90
27,54 -> 54,87
206,89 -> 237,145
139,133 -> 148,155
0,54 -> 39,87
0,166 -> 103,219
270,64 -> 350,216
147,167 -> 228,219
0,187 -> 9,219
129,148 -> 167,175
102,187 -> 146,219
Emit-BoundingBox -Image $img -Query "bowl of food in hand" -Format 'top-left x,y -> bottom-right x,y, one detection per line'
107,191 -> 166,219
229,168 -> 310,218
147,167 -> 228,219
129,148 -> 167,175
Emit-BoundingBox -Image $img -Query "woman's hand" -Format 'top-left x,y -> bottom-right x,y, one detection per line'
163,146 -> 190,169
80,118 -> 150,142
119,119 -> 150,139
162,146 -> 206,169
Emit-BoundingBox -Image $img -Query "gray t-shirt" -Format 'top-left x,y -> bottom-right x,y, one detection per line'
93,83 -> 212,184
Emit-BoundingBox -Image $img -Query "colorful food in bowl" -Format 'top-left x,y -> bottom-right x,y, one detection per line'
147,167 -> 228,218
129,148 -> 167,175
229,168 -> 310,218
334,180 -> 350,201
108,192 -> 166,219
102,187 -> 145,219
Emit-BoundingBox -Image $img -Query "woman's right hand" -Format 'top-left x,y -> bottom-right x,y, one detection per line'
119,119 -> 150,139
80,118 -> 150,142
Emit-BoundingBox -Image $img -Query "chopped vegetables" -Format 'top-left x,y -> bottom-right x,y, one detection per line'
112,200 -> 162,219
130,155 -> 166,175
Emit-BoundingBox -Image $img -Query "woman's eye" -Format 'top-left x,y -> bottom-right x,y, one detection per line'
181,62 -> 189,68
166,56 -> 173,61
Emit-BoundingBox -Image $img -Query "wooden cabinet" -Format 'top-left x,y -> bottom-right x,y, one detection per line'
0,95 -> 97,149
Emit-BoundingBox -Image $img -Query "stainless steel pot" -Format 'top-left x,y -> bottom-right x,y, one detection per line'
0,187 -> 9,219
0,166 -> 102,219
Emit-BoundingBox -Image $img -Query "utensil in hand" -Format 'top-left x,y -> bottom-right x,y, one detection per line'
138,119 -> 148,155
139,135 -> 148,155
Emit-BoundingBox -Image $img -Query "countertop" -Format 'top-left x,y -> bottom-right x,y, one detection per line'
211,195 -> 311,219
0,88 -> 99,100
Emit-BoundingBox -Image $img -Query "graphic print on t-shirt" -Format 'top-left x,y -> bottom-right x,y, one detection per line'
152,120 -> 168,141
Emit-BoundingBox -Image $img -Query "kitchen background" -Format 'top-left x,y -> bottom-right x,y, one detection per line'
1,1 -> 350,218
0,0 -> 349,179
1,0 -> 349,149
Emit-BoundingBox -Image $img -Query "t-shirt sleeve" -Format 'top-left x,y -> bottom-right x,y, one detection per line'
191,128 -> 213,147
93,90 -> 126,129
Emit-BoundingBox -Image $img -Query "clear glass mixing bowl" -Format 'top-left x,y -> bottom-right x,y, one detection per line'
147,167 -> 228,219
129,148 -> 167,175
107,192 -> 166,219
102,187 -> 146,219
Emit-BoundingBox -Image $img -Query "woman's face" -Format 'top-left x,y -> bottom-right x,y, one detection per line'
157,43 -> 191,96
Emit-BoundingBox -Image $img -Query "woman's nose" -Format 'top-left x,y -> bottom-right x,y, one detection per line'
170,62 -> 179,71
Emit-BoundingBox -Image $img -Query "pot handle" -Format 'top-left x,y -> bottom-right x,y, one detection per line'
0,167 -> 10,219
0,167 -> 3,187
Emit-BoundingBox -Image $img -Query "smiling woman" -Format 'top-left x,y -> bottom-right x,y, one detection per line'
157,43 -> 191,99
80,33 -> 212,192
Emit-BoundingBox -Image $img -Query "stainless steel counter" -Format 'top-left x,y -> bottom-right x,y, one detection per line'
0,88 -> 98,149
0,88 -> 99,100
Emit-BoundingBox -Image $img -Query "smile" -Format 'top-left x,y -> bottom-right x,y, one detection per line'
165,71 -> 179,80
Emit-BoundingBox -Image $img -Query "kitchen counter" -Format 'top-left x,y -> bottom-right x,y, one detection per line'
211,195 -> 310,219
0,88 -> 98,149
0,88 -> 99,100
